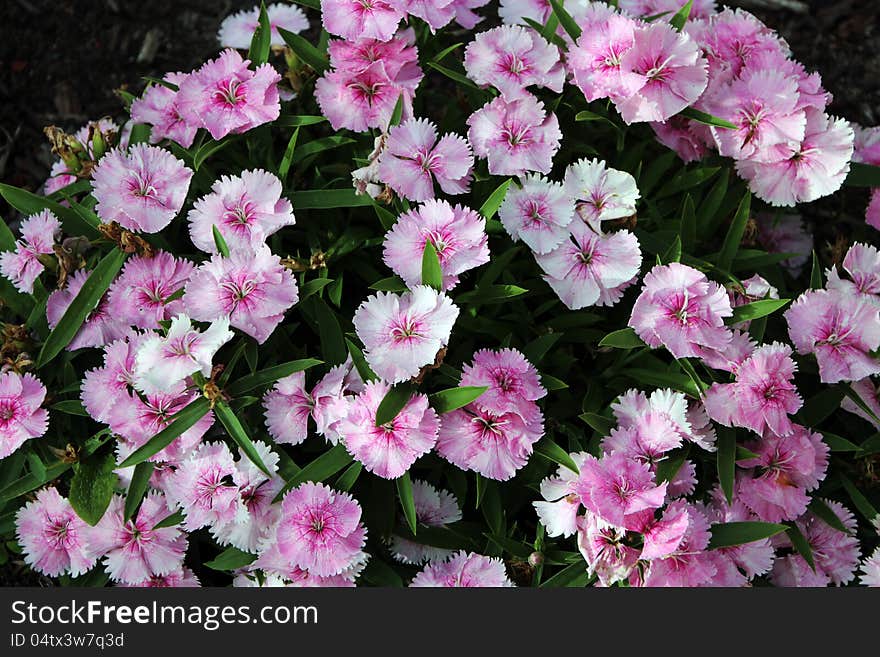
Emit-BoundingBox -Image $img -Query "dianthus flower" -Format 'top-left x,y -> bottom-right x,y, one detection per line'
188,169 -> 295,254
639,501 -> 717,587
184,244 -> 299,344
563,158 -> 640,229
218,3 -> 309,49
464,25 -> 563,99
106,251 -> 195,330
460,347 -> 545,417
130,73 -> 200,148
534,452 -> 591,538
276,482 -> 367,577
629,262 -> 733,359
320,0 -> 403,42
353,286 -> 459,384
567,13 -> 644,104
91,493 -> 188,584
376,118 -> 473,202
80,332 -> 144,424
466,93 -> 561,176
498,174 -> 574,254
651,116 -> 711,164
0,210 -> 60,294
336,381 -> 439,479
576,511 -> 640,586
127,567 -> 201,588
840,378 -> 880,430
535,222 -> 642,310
784,287 -> 880,383
133,315 -> 233,395
826,242 -> 880,302
16,487 -> 97,578
736,425 -> 828,522
92,144 -> 193,233
0,372 -> 49,459
177,49 -> 280,140
703,342 -> 802,437
389,480 -> 461,564
47,269 -> 128,350
382,199 -> 488,291
450,0 -> 490,29
410,551 -> 514,587
703,486 -> 775,585
612,388 -> 717,451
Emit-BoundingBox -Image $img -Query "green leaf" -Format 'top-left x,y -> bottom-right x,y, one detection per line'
273,443 -> 354,502
621,368 -> 700,397
118,398 -> 212,468
430,386 -> 488,414
542,374 -> 568,391
479,179 -> 512,219
599,327 -> 646,349
69,451 -> 117,526
300,277 -> 333,300
727,298 -> 790,324
0,183 -> 101,239
839,473 -> 879,522
37,248 -> 126,368
345,337 -> 378,383
810,250 -> 824,290
128,123 -> 151,145
707,521 -> 788,549
426,61 -> 484,92
844,162 -> 880,188
214,402 -> 271,476
205,547 -> 257,571
841,383 -> 880,427
574,110 -> 620,131
193,136 -> 236,170
679,107 -> 737,129
123,462 -> 155,522
373,203 -> 397,231
697,168 -> 729,239
680,194 -> 696,252
212,225 -> 230,257
292,136 -> 355,165
669,0 -> 693,30
548,0 -> 582,42
369,276 -> 408,292
660,235 -> 682,264
421,240 -> 443,291
820,431 -> 861,453
396,472 -> 418,535
51,400 -> 88,416
227,359 -> 324,396
716,426 -> 736,504
578,412 -> 615,436
432,42 -> 463,62
278,26 -> 328,72
277,126 -> 300,183
375,382 -> 415,426
786,523 -> 816,571
540,562 -> 590,588
797,387 -> 844,427
313,298 -> 347,365
716,191 -> 751,272
335,462 -> 363,492
655,447 -> 689,483
456,284 -> 528,305
656,167 -> 720,200
292,189 -> 372,209
534,438 -> 579,473
275,115 -> 327,128
808,498 -> 851,534
389,94 -> 405,127
152,509 -> 184,530
247,2 -> 271,66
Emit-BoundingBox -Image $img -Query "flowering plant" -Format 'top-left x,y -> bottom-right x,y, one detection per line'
1,0 -> 879,588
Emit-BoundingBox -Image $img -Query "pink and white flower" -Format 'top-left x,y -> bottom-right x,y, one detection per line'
106,251 -> 195,330
0,210 -> 61,294
0,372 -> 49,459
320,0 -> 403,42
218,3 -> 309,49
498,175 -> 574,254
563,158 -> 640,229
389,480 -> 461,564
130,73 -> 200,148
47,269 -> 128,350
410,551 -> 513,587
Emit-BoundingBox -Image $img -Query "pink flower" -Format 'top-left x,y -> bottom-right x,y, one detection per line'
467,93 -> 561,176
464,25 -> 563,99
451,0 -> 489,29
563,158 -> 640,229
840,378 -> 880,430
410,551 -> 513,587
567,13 -> 644,103
390,480 -> 461,564
0,372 -> 48,459
396,0 -> 457,30
188,169 -> 295,254
106,251 -> 195,330
614,22 -> 708,124
130,73 -> 200,148
47,269 -> 128,350
218,3 -> 309,49
177,49 -> 280,140
0,210 -> 60,294
826,242 -> 880,301
651,116 -> 710,164
574,452 -> 667,528
612,388 -> 716,451
436,401 -> 543,481
638,500 -> 692,561
90,493 -> 187,584
320,0 -> 403,42
16,487 -> 97,578
276,482 -> 367,577
133,315 -> 233,395
534,452 -> 591,538
498,174 -> 574,254
868,189 -> 880,232
736,425 -> 828,522
80,332 -> 145,424
353,286 -> 459,384
382,199 -> 488,291
127,567 -> 201,588
640,502 -> 717,587
629,263 -> 733,359
619,0 -> 716,20
576,512 -> 640,586
92,144 -> 192,233
535,223 -> 641,310
785,288 -> 880,383
184,244 -> 299,344
377,118 -> 473,202
337,381 -> 439,479
703,342 -> 802,437
460,347 -> 545,417
165,442 -> 247,531
736,109 -> 854,207
704,486 -> 775,583
498,0 -> 550,26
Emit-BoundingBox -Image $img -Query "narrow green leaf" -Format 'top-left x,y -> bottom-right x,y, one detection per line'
680,194 -> 696,252
118,398 -> 212,468
128,123 -> 151,145
430,386 -> 487,414
432,42 -> 463,62
421,240 -> 443,291
123,462 -> 155,522
727,298 -> 790,324
621,368 -> 700,397
369,276 -> 408,292
373,203 -> 397,231
808,498 -> 851,533
247,2 -> 271,66
456,284 -> 528,305
275,115 -> 327,128
669,0 -> 693,30
273,443 -> 354,502
278,26 -> 328,72
599,327 -> 646,349
0,183 -> 101,239
839,473 -> 879,522
841,383 -> 880,427
820,431 -> 861,453
578,412 -> 615,436
389,94 -> 405,127
540,562 -> 590,588
300,277 -> 333,300
193,137 -> 236,170
534,438 -> 579,473
548,0 -> 582,41
69,451 -> 117,526
479,179 -> 512,219
396,472 -> 418,535
376,383 -> 415,427
810,250 -> 824,290
212,225 -> 230,257
661,235 -> 682,264
426,61 -> 483,91
345,337 -> 378,383
226,359 -> 323,396
679,107 -> 737,129
707,521 -> 788,549
205,547 -> 257,571
655,447 -> 689,483
215,402 -> 271,476
716,191 -> 751,273
655,166 -> 720,199
37,248 -> 126,368
313,298 -> 347,365
786,523 -> 816,571
716,426 -> 736,504
797,387 -> 844,427
697,168 -> 729,239
152,509 -> 184,530
277,126 -> 300,182
291,136 -> 355,165
335,462 -> 363,492
292,189 -> 372,209
51,400 -> 88,416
